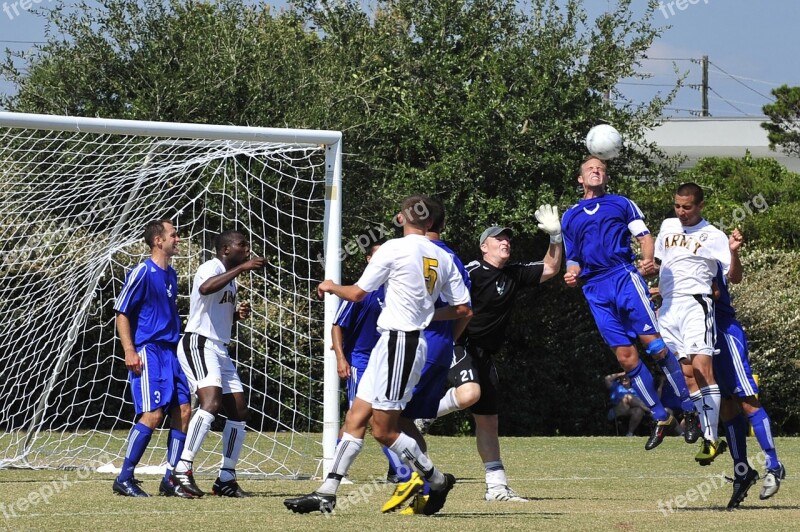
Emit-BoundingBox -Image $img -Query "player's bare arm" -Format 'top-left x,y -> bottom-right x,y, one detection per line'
432,303 -> 473,322
115,312 -> 141,375
564,263 -> 581,288
727,229 -> 744,284
236,300 -> 252,321
199,257 -> 267,295
331,324 -> 351,379
637,233 -> 656,276
535,203 -> 564,282
317,280 -> 367,302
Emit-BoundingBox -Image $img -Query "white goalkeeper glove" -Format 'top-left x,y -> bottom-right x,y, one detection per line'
534,204 -> 562,244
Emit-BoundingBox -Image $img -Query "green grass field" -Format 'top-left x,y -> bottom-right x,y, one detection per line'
1,435 -> 797,531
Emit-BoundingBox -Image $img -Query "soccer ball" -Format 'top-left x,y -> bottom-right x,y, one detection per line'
585,124 -> 623,160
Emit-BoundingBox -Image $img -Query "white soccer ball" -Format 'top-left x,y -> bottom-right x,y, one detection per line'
585,124 -> 623,160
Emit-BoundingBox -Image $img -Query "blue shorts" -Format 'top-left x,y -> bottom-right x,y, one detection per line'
713,318 -> 759,399
582,268 -> 659,347
130,343 -> 191,415
402,362 -> 449,420
347,364 -> 368,408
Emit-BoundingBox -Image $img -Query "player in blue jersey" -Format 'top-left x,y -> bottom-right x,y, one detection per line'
605,372 -> 650,436
382,197 -> 472,514
331,240 -> 405,484
112,219 -> 193,498
710,229 -> 785,509
561,156 -> 698,451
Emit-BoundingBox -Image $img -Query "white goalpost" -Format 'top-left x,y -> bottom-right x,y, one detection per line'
0,111 -> 343,479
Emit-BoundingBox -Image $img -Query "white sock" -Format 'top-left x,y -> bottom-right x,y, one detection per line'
484,460 -> 507,489
390,432 -> 445,489
220,420 -> 246,473
700,385 -> 722,441
690,391 -> 704,434
318,432 -> 363,495
176,409 -> 215,472
437,388 -> 461,418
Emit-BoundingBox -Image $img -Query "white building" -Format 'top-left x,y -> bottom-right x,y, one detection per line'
643,117 -> 800,173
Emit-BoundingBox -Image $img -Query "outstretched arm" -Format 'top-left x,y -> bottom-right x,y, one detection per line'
534,204 -> 564,282
317,280 -> 368,302
199,257 -> 267,295
727,229 -> 744,284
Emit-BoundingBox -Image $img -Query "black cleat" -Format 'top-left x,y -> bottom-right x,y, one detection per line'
645,415 -> 675,451
423,473 -> 455,516
212,477 -> 249,498
683,411 -> 702,444
159,476 -> 196,498
284,492 -> 336,514
727,468 -> 760,510
170,470 -> 205,497
113,477 -> 149,497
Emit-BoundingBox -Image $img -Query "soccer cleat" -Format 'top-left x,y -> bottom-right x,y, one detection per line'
645,415 -> 675,450
159,476 -> 196,498
113,477 -> 149,497
283,492 -> 336,514
414,418 -> 435,435
759,463 -> 786,500
212,477 -> 250,498
683,411 -> 702,444
381,472 -> 424,513
485,485 -> 528,502
399,494 -> 429,515
422,473 -> 455,516
695,438 -> 728,466
726,468 -> 760,510
170,470 -> 205,497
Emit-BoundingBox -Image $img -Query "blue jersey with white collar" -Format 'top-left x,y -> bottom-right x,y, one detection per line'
561,194 -> 647,281
333,286 -> 385,370
114,258 -> 181,349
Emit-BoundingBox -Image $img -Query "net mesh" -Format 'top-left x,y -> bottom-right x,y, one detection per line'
0,124 -> 333,478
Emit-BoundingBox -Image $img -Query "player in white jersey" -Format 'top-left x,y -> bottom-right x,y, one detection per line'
284,195 -> 472,516
172,230 -> 266,498
655,182 -> 731,465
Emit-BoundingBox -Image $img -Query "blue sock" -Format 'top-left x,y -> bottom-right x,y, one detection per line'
655,351 -> 694,411
382,445 -> 408,480
119,423 -> 153,482
164,428 -> 186,481
724,414 -> 749,477
748,408 -> 780,470
627,360 -> 668,421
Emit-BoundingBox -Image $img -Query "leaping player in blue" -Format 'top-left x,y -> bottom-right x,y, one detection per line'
561,155 -> 698,450
112,219 -> 193,498
713,229 -> 786,509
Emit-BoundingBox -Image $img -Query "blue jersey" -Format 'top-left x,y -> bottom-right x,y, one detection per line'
609,382 -> 640,406
713,264 -> 736,321
333,286 -> 384,370
561,194 -> 647,280
425,239 -> 471,367
114,258 -> 180,349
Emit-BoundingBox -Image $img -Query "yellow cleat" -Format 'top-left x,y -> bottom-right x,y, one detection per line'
695,438 -> 728,466
381,472 -> 424,513
399,494 -> 429,515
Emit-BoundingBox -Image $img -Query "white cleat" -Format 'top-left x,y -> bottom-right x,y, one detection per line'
485,485 -> 528,502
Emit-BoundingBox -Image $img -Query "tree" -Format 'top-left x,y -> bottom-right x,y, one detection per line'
762,85 -> 800,157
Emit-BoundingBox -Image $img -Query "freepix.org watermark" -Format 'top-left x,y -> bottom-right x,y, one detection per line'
712,193 -> 768,234
3,0 -> 54,21
0,465 -> 94,519
658,0 -> 710,20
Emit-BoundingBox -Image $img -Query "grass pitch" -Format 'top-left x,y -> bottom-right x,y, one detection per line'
1,435 -> 797,531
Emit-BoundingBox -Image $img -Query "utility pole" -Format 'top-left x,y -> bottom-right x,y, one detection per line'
701,55 -> 709,117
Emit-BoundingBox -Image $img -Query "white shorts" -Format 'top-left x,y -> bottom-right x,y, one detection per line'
658,294 -> 716,359
355,330 -> 426,411
177,333 -> 243,394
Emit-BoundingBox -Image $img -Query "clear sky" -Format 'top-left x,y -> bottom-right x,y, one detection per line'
1,0 -> 799,117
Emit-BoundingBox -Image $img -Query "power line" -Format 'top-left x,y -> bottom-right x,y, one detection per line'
707,86 -> 747,116
708,60 -> 776,102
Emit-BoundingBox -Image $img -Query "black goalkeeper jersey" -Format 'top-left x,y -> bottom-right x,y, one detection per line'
463,258 -> 544,352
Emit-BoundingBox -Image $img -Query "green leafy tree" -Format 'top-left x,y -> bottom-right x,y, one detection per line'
762,85 -> 800,157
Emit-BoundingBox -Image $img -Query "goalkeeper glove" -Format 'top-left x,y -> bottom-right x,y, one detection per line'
534,204 -> 562,244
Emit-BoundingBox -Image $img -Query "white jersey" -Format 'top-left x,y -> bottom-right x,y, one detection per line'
655,218 -> 730,297
184,258 -> 236,343
356,234 -> 470,332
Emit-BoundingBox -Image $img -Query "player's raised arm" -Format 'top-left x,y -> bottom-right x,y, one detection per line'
534,204 -> 563,282
727,229 -> 744,284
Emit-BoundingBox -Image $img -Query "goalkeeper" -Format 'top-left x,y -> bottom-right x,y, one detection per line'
172,230 -> 266,498
432,205 -> 563,502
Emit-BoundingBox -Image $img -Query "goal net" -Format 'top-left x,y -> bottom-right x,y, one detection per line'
0,112 -> 343,479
